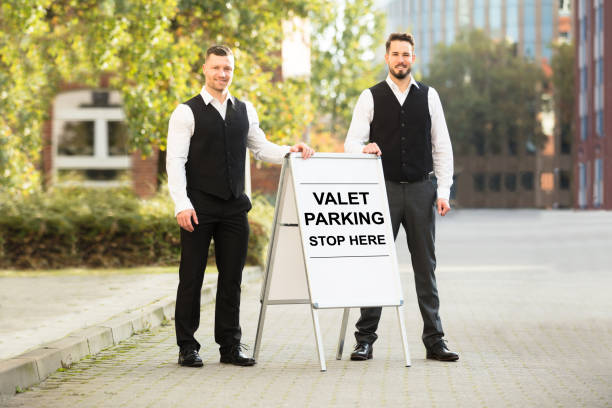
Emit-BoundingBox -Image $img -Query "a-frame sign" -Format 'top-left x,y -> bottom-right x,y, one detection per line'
252,153 -> 410,371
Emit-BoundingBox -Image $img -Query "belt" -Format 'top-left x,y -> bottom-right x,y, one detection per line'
399,172 -> 434,184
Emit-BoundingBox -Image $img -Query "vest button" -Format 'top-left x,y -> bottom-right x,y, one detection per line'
401,123 -> 405,127
401,136 -> 406,140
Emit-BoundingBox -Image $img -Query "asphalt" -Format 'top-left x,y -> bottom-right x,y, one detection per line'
1,209 -> 611,407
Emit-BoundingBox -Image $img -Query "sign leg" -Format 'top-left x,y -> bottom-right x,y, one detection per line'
396,305 -> 411,367
253,301 -> 267,360
310,308 -> 327,371
336,308 -> 350,360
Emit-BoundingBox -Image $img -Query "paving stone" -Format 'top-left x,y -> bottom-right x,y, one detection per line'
2,211 -> 611,407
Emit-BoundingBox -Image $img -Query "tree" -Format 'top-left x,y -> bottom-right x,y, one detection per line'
1,0 -> 385,195
424,29 -> 546,156
0,0 -> 318,195
550,41 -> 574,154
310,0 -> 385,138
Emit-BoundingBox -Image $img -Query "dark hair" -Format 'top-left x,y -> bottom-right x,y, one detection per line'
385,33 -> 415,52
205,45 -> 233,59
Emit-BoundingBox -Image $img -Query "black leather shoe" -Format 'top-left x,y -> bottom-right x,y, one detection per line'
426,340 -> 459,361
220,344 -> 256,366
350,343 -> 373,361
178,348 -> 203,367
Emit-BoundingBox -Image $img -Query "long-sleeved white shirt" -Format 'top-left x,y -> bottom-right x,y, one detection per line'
166,86 -> 291,215
344,76 -> 454,200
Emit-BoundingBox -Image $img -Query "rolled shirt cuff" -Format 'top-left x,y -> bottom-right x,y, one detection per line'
437,187 -> 451,202
174,202 -> 194,217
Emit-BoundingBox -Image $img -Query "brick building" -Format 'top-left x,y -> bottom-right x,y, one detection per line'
574,0 -> 611,209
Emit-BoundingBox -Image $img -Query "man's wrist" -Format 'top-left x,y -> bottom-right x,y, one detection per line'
174,205 -> 194,217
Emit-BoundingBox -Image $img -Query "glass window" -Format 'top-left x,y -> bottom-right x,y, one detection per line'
473,173 -> 486,192
53,89 -> 129,185
57,121 -> 94,156
504,173 -> 517,191
540,1 -> 554,61
597,111 -> 604,137
559,170 -> 570,190
108,121 -> 129,156
432,0 -> 441,45
457,0 -> 470,27
489,4 -> 502,37
445,1 -> 455,45
488,173 -> 501,192
473,0 -> 485,28
579,162 -> 587,207
594,159 -> 603,207
520,171 -> 534,190
560,123 -> 572,154
506,1 -> 519,42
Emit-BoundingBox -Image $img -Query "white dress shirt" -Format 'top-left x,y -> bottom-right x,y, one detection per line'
344,75 -> 454,200
166,86 -> 291,215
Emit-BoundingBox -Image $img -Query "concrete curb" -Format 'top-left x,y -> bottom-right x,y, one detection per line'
0,266 -> 262,398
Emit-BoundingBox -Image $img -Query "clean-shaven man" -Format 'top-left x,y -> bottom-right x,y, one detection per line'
344,33 -> 459,362
167,45 -> 314,367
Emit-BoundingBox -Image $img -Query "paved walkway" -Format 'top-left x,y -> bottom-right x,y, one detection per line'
0,272 -> 184,360
2,210 -> 612,407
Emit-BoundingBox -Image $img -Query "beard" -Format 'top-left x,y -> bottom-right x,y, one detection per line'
389,65 -> 411,79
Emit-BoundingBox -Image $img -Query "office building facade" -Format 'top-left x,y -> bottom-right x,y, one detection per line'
574,0 -> 611,209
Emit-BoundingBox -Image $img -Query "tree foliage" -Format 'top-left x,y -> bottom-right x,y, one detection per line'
424,30 -> 546,156
310,0 -> 385,137
550,41 -> 574,153
1,0 -> 385,195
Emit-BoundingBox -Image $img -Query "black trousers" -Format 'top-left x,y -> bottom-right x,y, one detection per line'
175,189 -> 251,354
355,179 -> 444,349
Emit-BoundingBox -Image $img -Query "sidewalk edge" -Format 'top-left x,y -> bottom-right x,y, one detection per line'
0,266 -> 262,398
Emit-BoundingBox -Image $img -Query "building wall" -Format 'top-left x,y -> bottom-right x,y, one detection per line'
574,0 -> 610,209
385,0 -> 560,76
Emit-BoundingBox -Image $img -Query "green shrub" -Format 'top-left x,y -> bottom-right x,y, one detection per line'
0,187 -> 273,269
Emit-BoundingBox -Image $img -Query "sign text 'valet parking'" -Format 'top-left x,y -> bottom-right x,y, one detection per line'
303,191 -> 387,247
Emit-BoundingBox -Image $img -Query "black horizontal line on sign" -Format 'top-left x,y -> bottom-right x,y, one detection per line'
309,255 -> 390,259
299,182 -> 378,185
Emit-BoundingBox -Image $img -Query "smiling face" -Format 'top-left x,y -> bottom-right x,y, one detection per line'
202,53 -> 234,93
384,40 -> 415,80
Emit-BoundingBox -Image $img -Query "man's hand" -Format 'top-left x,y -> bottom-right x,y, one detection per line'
177,209 -> 198,232
362,142 -> 382,156
437,198 -> 451,216
289,142 -> 315,158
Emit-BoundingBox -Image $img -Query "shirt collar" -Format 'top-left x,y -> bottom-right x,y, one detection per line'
385,75 -> 419,93
200,86 -> 233,106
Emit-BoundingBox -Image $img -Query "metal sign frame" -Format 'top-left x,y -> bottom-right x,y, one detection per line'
252,153 -> 411,371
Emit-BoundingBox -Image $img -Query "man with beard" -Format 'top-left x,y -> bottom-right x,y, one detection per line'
344,33 -> 458,362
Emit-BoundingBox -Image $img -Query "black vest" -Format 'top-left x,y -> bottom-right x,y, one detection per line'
369,80 -> 433,182
184,94 -> 249,199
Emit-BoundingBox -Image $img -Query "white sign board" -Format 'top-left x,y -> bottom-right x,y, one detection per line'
291,155 -> 403,308
254,153 -> 410,371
